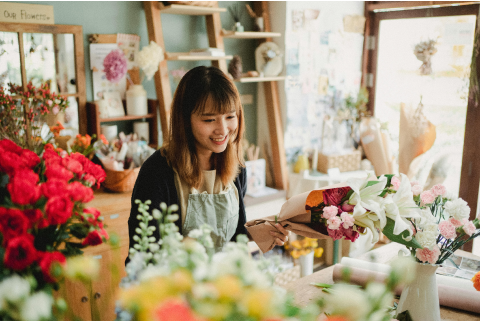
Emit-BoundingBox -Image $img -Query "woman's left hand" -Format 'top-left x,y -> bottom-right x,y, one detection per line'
270,223 -> 290,246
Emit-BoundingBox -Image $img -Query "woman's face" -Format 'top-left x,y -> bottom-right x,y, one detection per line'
190,96 -> 238,157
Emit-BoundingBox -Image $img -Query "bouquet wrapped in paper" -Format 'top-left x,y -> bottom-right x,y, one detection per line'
246,172 -> 424,253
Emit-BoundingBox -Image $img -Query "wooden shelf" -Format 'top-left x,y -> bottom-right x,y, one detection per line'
221,30 -> 282,39
159,4 -> 226,15
236,76 -> 286,83
98,113 -> 154,123
166,52 -> 233,61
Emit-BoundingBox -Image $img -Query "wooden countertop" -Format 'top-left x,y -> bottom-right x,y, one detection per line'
283,243 -> 480,321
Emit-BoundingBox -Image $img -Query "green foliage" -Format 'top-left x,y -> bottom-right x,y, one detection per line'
382,217 -> 422,249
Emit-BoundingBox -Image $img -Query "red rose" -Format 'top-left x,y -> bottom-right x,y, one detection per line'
38,251 -> 66,283
45,164 -> 73,182
7,170 -> 41,205
20,149 -> 40,169
67,181 -> 94,203
3,234 -> 37,270
99,227 -> 109,240
0,139 -> 22,155
82,230 -> 103,246
83,174 -> 96,187
23,209 -> 44,227
41,179 -> 68,199
45,195 -> 73,225
62,157 -> 83,175
0,208 -> 29,243
0,151 -> 22,174
323,187 -> 352,206
83,162 -> 106,188
83,207 -> 102,227
42,149 -> 62,166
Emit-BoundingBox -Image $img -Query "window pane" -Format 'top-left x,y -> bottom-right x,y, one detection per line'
23,33 -> 57,91
0,32 -> 22,91
55,34 -> 77,94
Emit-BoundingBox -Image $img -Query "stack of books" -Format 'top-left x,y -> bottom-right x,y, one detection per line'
189,47 -> 225,57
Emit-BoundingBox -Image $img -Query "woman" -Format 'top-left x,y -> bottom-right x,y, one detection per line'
127,66 -> 288,260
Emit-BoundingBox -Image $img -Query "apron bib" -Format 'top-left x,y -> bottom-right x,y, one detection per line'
182,186 -> 239,253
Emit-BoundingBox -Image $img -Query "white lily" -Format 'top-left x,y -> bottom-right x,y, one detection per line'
348,171 -> 388,229
383,174 -> 422,239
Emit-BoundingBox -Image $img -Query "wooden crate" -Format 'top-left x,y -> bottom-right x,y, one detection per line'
317,149 -> 361,173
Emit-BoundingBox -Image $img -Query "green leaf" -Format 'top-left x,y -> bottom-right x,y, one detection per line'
382,217 -> 422,249
396,310 -> 413,321
69,224 -> 89,239
310,282 -> 332,288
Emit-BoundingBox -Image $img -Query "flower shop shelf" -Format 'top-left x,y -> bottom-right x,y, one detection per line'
165,52 -> 233,61
98,113 -> 155,123
159,3 -> 226,15
236,76 -> 287,83
221,30 -> 281,39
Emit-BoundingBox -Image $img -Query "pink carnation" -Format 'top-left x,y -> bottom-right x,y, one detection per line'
449,217 -> 465,228
420,190 -> 436,204
463,221 -> 477,236
416,246 -> 440,264
327,227 -> 343,240
439,220 -> 456,239
340,212 -> 355,229
103,49 -> 128,83
322,206 -> 338,220
341,202 -> 354,212
391,176 -> 401,190
431,184 -> 447,197
410,180 -> 420,187
327,216 -> 341,230
411,185 -> 423,196
341,226 -> 360,242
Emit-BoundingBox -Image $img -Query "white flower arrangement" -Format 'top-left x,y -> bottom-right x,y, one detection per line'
136,41 -> 164,81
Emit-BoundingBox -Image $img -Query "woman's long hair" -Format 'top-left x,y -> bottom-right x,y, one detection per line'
162,66 -> 245,188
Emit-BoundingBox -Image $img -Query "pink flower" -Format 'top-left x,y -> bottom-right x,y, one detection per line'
439,220 -> 456,239
391,176 -> 401,190
327,228 -> 344,240
431,184 -> 447,197
411,185 -> 423,196
410,180 -> 420,187
340,212 -> 354,229
327,216 -> 341,230
341,226 -> 359,242
341,202 -> 354,212
416,245 -> 440,264
322,206 -> 338,220
420,190 -> 436,204
323,187 -> 351,206
449,217 -> 465,228
463,221 -> 476,236
103,49 -> 128,83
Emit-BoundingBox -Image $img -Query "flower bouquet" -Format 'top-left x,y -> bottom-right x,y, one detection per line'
117,200 -> 320,321
0,138 -> 109,320
285,237 -> 324,260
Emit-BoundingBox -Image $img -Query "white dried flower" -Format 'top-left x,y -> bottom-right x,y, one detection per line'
444,198 -> 470,221
20,291 -> 54,321
0,275 -> 31,303
136,41 -> 164,80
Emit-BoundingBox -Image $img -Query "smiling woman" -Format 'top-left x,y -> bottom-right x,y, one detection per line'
126,66 -> 289,261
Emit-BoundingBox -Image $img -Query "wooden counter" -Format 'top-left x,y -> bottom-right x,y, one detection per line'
283,243 -> 480,321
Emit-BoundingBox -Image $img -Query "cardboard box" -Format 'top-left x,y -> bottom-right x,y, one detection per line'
317,149 -> 361,173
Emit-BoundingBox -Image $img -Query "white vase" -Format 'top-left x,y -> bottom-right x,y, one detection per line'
299,251 -> 314,277
396,262 -> 440,321
126,84 -> 148,116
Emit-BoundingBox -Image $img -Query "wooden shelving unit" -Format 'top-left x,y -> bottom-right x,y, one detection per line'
236,76 -> 286,83
159,3 -> 226,15
86,99 -> 159,147
221,30 -> 281,39
165,52 -> 233,61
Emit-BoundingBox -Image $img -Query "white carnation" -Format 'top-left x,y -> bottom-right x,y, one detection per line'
444,198 -> 470,221
415,229 -> 438,250
136,41 -> 164,80
411,184 -> 423,196
417,207 -> 436,225
20,291 -> 54,321
0,275 -> 31,303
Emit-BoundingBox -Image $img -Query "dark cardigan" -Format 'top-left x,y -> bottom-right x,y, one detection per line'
126,149 -> 248,265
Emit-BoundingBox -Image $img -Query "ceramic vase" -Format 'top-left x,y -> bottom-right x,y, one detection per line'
299,251 -> 314,277
396,262 -> 440,321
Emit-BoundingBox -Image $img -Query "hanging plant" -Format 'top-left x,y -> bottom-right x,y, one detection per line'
413,39 -> 438,75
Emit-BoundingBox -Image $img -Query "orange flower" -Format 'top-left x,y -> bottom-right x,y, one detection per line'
472,271 -> 480,291
306,190 -> 324,209
153,298 -> 197,321
99,134 -> 108,145
49,121 -> 64,138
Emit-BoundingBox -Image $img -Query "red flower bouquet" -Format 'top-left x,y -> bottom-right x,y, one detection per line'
0,138 -> 108,289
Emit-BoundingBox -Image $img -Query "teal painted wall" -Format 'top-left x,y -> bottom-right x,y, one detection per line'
12,1 -> 259,145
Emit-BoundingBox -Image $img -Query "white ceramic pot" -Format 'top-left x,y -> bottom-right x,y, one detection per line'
126,84 -> 148,116
299,251 -> 314,277
396,262 -> 440,321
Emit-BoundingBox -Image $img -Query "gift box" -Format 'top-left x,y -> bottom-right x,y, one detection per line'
316,149 -> 361,173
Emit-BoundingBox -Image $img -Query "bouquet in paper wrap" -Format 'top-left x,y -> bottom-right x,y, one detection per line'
246,172 -> 425,253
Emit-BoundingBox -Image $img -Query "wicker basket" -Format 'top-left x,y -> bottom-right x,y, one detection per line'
102,167 -> 140,192
317,149 -> 361,173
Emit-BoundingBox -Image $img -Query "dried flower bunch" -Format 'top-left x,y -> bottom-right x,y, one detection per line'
0,82 -> 69,152
136,41 -> 164,81
103,49 -> 128,83
413,39 -> 438,75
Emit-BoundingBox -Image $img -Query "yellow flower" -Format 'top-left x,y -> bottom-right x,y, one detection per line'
314,247 -> 324,258
171,269 -> 193,293
310,240 -> 318,248
213,274 -> 243,301
291,249 -> 301,259
241,289 -> 274,319
64,256 -> 99,283
300,249 -> 310,257
291,240 -> 302,249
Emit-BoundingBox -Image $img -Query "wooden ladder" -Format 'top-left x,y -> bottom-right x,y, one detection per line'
143,1 -> 288,190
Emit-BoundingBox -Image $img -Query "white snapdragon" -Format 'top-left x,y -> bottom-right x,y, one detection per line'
20,291 -> 54,321
444,198 -> 470,221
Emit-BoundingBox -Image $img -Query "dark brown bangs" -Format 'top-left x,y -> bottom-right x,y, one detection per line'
192,82 -> 240,116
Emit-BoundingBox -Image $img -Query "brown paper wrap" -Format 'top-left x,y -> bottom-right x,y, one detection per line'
398,103 -> 436,175
245,183 -> 347,253
332,264 -> 480,314
360,118 -> 393,176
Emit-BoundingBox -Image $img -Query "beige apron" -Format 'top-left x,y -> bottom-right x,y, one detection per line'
182,185 -> 239,253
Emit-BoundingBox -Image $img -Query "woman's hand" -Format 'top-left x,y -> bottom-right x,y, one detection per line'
270,223 -> 290,246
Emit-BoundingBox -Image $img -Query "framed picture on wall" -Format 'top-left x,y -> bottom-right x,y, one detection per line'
103,91 -> 125,117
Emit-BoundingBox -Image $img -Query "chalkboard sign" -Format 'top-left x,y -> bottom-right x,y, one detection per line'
0,2 -> 54,24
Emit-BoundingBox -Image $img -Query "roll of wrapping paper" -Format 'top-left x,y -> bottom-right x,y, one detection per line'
332,258 -> 480,313
360,118 -> 390,176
